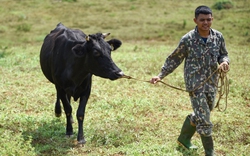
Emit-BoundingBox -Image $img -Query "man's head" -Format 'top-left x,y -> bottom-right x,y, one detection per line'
194,6 -> 213,34
195,6 -> 212,18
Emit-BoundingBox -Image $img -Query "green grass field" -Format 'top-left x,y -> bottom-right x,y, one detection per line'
0,0 -> 250,155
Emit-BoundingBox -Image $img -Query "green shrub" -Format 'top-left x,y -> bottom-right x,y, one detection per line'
182,19 -> 187,29
62,0 -> 77,2
17,23 -> 32,32
212,1 -> 234,10
0,46 -> 8,59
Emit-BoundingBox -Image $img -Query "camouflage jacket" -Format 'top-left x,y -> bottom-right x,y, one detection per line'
158,27 -> 230,92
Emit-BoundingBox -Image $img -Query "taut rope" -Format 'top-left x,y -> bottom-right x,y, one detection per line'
122,65 -> 229,112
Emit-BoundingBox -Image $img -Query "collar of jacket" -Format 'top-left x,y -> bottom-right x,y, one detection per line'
193,26 -> 217,44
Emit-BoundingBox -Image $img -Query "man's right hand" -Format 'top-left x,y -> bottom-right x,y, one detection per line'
150,76 -> 161,84
219,61 -> 230,72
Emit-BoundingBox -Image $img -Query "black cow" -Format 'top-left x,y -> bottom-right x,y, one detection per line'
40,23 -> 124,144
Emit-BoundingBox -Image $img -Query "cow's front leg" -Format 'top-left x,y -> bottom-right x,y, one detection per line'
76,95 -> 88,144
66,114 -> 74,137
56,87 -> 73,137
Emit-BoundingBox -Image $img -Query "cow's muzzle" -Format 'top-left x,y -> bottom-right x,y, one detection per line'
109,71 -> 124,80
115,71 -> 124,78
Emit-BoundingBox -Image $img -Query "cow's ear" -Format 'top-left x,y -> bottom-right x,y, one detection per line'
107,39 -> 122,51
72,44 -> 85,57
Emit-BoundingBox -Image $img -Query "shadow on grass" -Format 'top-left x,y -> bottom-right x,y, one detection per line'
176,146 -> 199,156
22,118 -> 77,156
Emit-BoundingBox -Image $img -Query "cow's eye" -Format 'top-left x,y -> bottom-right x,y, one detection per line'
93,50 -> 101,57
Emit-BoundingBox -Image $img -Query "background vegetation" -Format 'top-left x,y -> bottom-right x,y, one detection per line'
0,0 -> 249,155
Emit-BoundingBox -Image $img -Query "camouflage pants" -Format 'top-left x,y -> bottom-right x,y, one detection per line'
189,91 -> 216,137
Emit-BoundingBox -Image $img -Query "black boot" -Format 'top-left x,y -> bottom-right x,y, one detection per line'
201,135 -> 214,156
177,115 -> 198,150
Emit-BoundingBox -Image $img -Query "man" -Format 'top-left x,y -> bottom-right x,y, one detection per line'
150,6 -> 230,156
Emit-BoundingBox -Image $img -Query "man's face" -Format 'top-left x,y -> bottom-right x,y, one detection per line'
194,14 -> 213,32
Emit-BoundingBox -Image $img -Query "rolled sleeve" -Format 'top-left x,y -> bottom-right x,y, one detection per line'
218,35 -> 230,64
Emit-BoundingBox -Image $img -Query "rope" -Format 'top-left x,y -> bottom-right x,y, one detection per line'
122,75 -> 187,92
122,65 -> 229,112
214,67 -> 230,112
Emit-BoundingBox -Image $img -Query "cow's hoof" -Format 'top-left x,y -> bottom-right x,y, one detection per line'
65,131 -> 74,138
78,139 -> 86,144
65,134 -> 74,138
55,113 -> 61,117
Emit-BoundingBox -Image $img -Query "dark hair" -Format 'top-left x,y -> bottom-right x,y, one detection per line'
195,6 -> 212,18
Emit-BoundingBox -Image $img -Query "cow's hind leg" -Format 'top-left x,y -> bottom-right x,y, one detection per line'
67,94 -> 74,124
55,92 -> 61,117
56,86 -> 74,137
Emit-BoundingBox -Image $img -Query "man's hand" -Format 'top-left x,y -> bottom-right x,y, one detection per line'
219,62 -> 230,72
150,76 -> 161,84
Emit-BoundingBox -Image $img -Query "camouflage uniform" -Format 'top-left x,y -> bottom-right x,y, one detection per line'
158,26 -> 229,136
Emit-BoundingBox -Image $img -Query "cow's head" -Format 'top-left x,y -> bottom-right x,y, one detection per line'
72,33 -> 124,80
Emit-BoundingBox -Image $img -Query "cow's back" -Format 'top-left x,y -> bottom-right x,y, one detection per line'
40,23 -> 86,83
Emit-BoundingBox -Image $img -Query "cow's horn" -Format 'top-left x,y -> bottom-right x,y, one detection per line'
102,33 -> 110,38
86,35 -> 90,41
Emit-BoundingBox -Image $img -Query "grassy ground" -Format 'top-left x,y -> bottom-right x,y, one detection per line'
0,0 -> 250,156
0,0 -> 249,46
